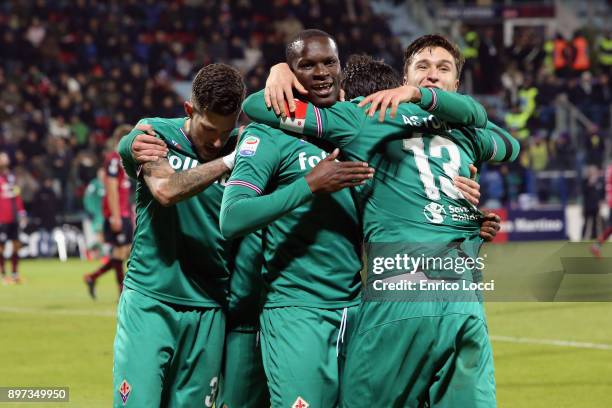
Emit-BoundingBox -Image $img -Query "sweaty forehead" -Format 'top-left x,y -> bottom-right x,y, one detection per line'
293,37 -> 338,60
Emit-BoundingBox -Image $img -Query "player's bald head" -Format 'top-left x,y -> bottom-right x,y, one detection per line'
285,29 -> 338,65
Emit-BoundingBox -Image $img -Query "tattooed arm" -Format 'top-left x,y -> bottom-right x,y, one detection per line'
142,157 -> 229,207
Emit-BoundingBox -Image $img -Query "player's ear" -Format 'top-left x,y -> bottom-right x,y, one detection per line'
453,78 -> 459,92
184,101 -> 194,118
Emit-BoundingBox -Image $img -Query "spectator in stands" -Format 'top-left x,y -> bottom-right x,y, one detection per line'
501,62 -> 524,107
478,27 -> 501,94
549,132 -> 575,170
13,165 -> 38,212
49,136 -> 73,212
535,72 -> 560,133
582,165 -> 604,240
570,30 -> 590,77
591,73 -> 611,127
585,130 -> 605,167
0,2 -> 609,216
597,29 -> 612,75
553,33 -> 573,79
30,177 -> 58,256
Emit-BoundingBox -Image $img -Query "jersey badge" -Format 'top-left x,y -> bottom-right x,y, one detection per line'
119,379 -> 131,405
292,396 -> 309,408
239,136 -> 260,157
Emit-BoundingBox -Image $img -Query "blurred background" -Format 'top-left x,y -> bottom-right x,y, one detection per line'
0,0 -> 611,257
0,1 -> 611,407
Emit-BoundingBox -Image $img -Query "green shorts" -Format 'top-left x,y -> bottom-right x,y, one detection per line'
341,299 -> 496,408
113,288 -> 225,408
259,305 -> 358,408
217,327 -> 269,408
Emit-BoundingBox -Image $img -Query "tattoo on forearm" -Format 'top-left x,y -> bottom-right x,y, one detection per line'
171,168 -> 214,201
142,158 -> 170,176
143,157 -> 227,204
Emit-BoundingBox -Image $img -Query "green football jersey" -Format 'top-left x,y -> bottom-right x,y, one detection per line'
242,90 -> 520,244
118,117 -> 236,307
83,177 -> 104,231
220,123 -> 362,308
228,230 -> 264,329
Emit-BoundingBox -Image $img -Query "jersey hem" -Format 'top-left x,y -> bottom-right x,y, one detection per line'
123,281 -> 222,308
262,298 -> 361,309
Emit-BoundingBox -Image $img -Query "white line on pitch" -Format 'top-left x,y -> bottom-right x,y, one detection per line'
1,307 -> 611,350
0,306 -> 115,317
490,335 -> 612,350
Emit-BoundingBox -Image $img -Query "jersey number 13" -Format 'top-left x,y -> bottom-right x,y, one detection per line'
403,135 -> 462,201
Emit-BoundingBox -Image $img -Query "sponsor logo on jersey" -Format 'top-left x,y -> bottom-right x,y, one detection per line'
168,154 -> 200,171
298,151 -> 328,170
239,136 -> 260,157
292,396 -> 309,408
423,202 -> 446,224
119,379 -> 131,405
280,99 -> 308,134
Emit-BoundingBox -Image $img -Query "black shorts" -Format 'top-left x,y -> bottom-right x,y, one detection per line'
103,217 -> 133,247
0,222 -> 18,243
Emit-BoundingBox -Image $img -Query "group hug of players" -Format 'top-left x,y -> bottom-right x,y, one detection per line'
108,30 -> 520,408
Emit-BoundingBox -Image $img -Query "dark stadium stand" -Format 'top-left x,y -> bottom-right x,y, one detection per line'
0,0 -> 610,231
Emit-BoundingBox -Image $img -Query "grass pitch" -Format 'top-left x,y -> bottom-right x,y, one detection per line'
1,241 -> 611,407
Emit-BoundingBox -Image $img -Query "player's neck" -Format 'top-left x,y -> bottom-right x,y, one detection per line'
184,118 -> 191,136
182,118 -> 196,146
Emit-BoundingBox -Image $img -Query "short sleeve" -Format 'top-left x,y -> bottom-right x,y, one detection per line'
226,130 -> 280,196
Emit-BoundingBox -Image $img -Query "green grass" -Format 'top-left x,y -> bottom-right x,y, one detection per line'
0,259 -> 117,408
1,243 -> 612,407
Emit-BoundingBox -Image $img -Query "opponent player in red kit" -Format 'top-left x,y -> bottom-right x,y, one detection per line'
592,161 -> 612,258
84,125 -> 134,298
0,152 -> 26,284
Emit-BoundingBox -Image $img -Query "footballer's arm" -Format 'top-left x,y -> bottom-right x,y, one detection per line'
105,172 -> 122,232
478,121 -> 521,163
141,157 -> 230,207
220,148 -> 373,239
358,85 -> 487,127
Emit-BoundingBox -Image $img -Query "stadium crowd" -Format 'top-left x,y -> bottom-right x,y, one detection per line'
0,0 -> 610,228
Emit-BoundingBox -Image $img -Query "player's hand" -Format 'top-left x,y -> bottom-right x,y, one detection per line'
131,124 -> 168,163
305,148 -> 374,194
358,85 -> 422,122
480,212 -> 501,242
264,63 -> 308,117
110,216 -> 122,233
454,165 -> 480,206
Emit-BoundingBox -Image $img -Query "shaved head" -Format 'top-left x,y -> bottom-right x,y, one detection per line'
285,29 -> 337,65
